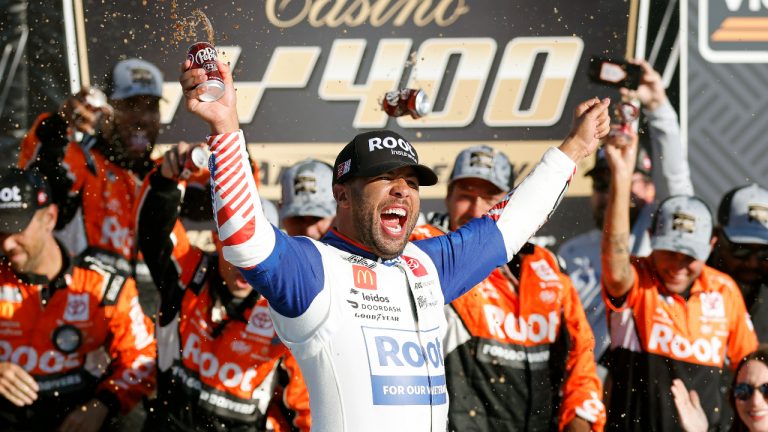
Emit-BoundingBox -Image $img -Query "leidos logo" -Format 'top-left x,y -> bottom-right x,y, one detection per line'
352,264 -> 377,290
700,0 -> 768,63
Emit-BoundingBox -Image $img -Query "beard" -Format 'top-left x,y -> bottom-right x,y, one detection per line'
350,187 -> 418,260
99,126 -> 156,177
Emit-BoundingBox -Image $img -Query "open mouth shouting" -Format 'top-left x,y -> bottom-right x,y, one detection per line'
380,206 -> 408,238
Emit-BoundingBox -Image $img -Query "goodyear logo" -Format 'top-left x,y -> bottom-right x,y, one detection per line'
700,0 -> 768,62
352,264 -> 377,290
362,326 -> 447,406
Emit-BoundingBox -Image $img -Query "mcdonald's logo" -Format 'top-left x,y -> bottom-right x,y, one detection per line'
352,265 -> 377,290
0,302 -> 14,319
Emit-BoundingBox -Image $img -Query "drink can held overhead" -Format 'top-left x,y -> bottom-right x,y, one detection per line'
186,42 -> 225,102
382,88 -> 431,119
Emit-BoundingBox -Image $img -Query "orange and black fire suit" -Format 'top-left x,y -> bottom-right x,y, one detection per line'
603,257 -> 758,431
136,169 -> 310,432
411,224 -> 605,431
0,242 -> 157,430
19,112 -> 156,279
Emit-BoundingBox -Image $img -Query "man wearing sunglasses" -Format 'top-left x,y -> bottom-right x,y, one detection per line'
708,184 -> 768,341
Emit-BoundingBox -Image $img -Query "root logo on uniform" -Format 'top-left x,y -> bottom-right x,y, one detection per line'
700,0 -> 768,62
353,265 -> 377,290
362,326 -> 447,406
402,256 -> 427,277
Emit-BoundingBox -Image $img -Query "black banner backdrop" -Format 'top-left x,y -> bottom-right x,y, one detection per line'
69,0 -> 637,243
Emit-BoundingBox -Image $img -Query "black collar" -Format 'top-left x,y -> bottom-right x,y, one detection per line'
14,240 -> 73,306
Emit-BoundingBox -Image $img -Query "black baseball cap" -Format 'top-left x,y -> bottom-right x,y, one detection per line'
332,130 -> 438,186
0,168 -> 52,234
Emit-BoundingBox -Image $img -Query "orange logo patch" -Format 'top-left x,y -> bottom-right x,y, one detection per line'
352,265 -> 377,290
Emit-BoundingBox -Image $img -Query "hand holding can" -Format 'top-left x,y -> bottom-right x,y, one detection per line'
186,42 -> 225,102
179,145 -> 210,180
161,142 -> 209,180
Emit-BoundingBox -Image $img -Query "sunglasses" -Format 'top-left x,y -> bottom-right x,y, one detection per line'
733,382 -> 768,401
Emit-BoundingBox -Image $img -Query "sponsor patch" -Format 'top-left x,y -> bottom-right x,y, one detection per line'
64,293 -> 89,322
700,292 -> 726,318
352,264 -> 377,290
362,326 -> 446,406
245,306 -> 275,337
0,286 -> 22,303
530,259 -> 559,282
402,256 -> 427,277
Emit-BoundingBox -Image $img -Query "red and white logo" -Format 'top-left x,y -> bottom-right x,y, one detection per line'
64,293 -> 89,322
245,306 -> 275,337
530,259 -> 559,282
352,264 -> 377,290
700,292 -> 725,318
402,256 -> 427,277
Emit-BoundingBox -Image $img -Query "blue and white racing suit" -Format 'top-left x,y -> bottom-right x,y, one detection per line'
206,130 -> 576,431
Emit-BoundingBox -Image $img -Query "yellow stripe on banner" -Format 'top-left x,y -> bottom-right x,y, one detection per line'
711,30 -> 768,42
155,141 -> 598,200
718,17 -> 768,29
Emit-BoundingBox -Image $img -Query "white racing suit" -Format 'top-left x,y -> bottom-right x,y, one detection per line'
206,130 -> 576,431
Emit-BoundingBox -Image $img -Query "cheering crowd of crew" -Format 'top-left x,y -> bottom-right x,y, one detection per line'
0,54 -> 766,432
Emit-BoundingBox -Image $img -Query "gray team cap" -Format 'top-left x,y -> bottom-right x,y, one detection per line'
717,183 -> 768,245
650,195 -> 713,261
110,58 -> 163,100
280,159 -> 336,220
449,145 -> 513,193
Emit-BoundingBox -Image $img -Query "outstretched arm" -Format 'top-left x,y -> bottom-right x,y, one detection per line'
420,98 -> 611,303
600,129 -> 638,299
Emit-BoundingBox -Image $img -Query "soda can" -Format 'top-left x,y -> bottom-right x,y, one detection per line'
180,145 -> 210,180
187,42 -> 225,102
382,88 -> 431,119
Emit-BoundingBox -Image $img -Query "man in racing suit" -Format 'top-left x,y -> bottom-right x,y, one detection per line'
179,59 -> 610,431
600,129 -> 758,431
136,143 -> 310,431
0,168 -> 156,431
19,58 -> 164,280
412,146 -> 605,431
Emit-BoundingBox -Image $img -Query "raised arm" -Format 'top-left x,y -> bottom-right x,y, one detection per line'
179,59 -> 324,321
419,98 -> 611,302
489,98 -> 612,261
623,59 -> 693,199
179,59 -> 274,269
600,129 -> 639,298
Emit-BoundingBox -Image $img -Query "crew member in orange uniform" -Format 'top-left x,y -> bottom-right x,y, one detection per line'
0,168 -> 156,431
413,145 -> 605,431
19,58 -> 164,276
600,127 -> 758,431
